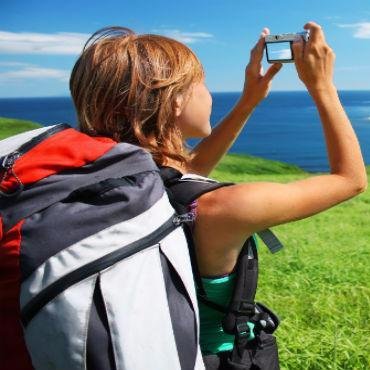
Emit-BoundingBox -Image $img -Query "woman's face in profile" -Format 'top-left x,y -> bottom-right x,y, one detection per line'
175,80 -> 213,139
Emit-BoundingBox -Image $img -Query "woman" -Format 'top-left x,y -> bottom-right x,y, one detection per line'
70,21 -> 367,368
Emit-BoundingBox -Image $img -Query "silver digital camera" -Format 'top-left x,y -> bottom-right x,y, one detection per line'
264,31 -> 310,63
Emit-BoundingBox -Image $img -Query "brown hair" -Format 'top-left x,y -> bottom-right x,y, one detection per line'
69,26 -> 204,165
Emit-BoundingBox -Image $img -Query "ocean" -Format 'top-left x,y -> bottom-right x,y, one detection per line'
0,91 -> 369,173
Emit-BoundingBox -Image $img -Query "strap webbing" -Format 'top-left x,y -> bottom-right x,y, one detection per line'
221,237 -> 258,334
256,229 -> 284,254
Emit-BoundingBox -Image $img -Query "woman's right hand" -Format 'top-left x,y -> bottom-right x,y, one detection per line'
292,21 -> 336,92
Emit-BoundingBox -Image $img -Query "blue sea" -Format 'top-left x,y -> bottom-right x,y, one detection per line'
0,91 -> 369,172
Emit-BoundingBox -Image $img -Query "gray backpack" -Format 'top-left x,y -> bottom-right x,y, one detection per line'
0,124 -> 204,370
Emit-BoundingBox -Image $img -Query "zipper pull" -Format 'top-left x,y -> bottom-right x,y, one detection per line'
0,151 -> 24,198
173,212 -> 196,226
2,151 -> 21,169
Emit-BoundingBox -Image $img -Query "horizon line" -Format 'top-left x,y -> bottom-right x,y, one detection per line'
1,88 -> 370,99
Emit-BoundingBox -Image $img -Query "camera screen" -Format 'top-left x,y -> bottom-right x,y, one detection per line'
265,41 -> 293,62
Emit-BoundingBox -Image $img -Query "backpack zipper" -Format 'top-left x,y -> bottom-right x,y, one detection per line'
172,211 -> 196,225
0,124 -> 70,197
21,213 -> 190,327
0,152 -> 24,197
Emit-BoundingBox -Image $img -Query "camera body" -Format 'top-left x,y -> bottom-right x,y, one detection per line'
264,31 -> 309,63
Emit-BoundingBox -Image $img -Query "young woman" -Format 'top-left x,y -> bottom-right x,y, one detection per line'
70,22 -> 367,368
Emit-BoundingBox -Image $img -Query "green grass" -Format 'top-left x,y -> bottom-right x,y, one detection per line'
2,118 -> 370,369
211,155 -> 370,370
0,117 -> 41,140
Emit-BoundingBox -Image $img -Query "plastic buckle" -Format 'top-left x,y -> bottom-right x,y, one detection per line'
255,302 -> 280,333
236,322 -> 249,336
236,322 -> 255,341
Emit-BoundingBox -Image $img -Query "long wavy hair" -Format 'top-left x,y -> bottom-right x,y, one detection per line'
69,26 -> 204,165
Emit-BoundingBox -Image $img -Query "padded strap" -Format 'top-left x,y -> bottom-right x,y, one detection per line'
160,166 -> 233,206
160,166 -> 233,297
160,167 -> 284,254
222,238 -> 258,334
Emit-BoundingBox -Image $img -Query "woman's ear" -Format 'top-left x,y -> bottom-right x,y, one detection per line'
174,94 -> 184,118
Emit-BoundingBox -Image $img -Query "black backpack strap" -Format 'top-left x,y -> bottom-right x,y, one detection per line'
160,166 -> 282,368
159,167 -> 284,293
221,237 -> 280,368
160,167 -> 284,253
222,237 -> 258,336
160,166 -> 233,205
160,166 -> 233,297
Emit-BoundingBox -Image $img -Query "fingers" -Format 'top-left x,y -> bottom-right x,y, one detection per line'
263,63 -> 283,82
248,28 -> 270,74
262,27 -> 270,36
304,21 -> 325,45
292,36 -> 304,61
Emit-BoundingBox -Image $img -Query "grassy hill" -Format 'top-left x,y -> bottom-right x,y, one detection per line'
1,118 -> 370,369
0,117 -> 42,140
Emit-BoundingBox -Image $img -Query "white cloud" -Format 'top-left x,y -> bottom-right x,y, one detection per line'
0,30 -> 90,55
0,29 -> 214,56
0,61 -> 31,67
337,22 -> 370,39
151,29 -> 213,43
0,66 -> 69,81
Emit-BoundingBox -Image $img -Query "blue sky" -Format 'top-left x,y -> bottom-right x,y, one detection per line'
0,0 -> 370,97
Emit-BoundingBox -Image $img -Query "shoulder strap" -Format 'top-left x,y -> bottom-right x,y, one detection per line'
160,166 -> 233,206
161,166 -> 281,365
222,237 -> 258,334
160,166 -> 233,297
160,166 -> 284,254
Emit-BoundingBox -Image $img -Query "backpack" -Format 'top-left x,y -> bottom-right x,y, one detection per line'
160,167 -> 283,370
0,124 -> 204,370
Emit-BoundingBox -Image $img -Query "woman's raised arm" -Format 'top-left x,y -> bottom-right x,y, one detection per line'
187,28 -> 282,176
194,22 -> 367,276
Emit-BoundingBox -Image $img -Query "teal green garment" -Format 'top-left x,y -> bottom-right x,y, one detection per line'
198,234 -> 259,355
199,273 -> 236,354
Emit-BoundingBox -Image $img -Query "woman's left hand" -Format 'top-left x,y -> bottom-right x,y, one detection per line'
240,28 -> 283,109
